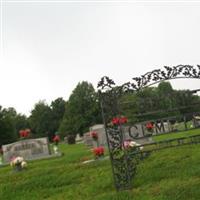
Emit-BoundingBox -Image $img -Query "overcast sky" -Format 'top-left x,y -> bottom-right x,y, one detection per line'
1,0 -> 200,116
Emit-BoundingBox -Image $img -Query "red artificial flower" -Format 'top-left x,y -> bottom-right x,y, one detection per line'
111,116 -> 128,125
146,122 -> 154,130
53,135 -> 60,142
19,129 -> 30,138
91,131 -> 98,140
19,130 -> 24,137
93,146 -> 104,157
119,117 -> 128,124
112,117 -> 120,125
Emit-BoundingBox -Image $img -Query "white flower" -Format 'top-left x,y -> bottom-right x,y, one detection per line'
16,157 -> 24,163
10,156 -> 26,168
123,140 -> 143,151
139,146 -> 144,150
10,160 -> 15,167
129,141 -> 137,147
13,157 -> 24,165
53,145 -> 59,154
134,142 -> 143,150
21,161 -> 27,168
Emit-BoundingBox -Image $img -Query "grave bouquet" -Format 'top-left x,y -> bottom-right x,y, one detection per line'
90,131 -> 98,140
145,122 -> 154,132
92,146 -> 104,159
10,156 -> 27,171
123,140 -> 143,151
123,140 -> 144,161
19,129 -> 31,139
111,116 -> 128,126
53,133 -> 60,154
53,135 -> 60,145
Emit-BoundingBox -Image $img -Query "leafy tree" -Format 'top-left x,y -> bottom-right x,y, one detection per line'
49,97 -> 66,140
29,101 -> 52,138
119,92 -> 139,123
59,81 -> 101,138
175,90 -> 200,115
157,81 -> 175,110
119,81 -> 200,122
15,114 -> 30,135
0,106 -> 17,146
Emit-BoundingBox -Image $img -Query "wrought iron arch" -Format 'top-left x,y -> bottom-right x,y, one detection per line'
97,65 -> 200,191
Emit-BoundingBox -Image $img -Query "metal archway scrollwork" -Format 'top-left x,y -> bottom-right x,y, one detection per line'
97,65 -> 200,191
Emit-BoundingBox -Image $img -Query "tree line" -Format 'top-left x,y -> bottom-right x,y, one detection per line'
0,81 -> 101,146
0,81 -> 200,147
120,82 -> 200,123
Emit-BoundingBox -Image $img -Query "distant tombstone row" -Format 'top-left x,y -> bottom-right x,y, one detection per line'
83,113 -> 200,148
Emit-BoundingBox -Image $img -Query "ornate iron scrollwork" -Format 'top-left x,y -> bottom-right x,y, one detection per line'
98,65 -> 200,92
130,65 -> 200,90
98,65 -> 200,191
106,127 -> 139,190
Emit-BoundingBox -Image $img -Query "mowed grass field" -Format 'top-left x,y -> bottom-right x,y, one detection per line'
0,129 -> 200,200
153,128 -> 200,141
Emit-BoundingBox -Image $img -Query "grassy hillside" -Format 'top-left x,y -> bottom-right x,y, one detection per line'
153,128 -> 200,141
0,131 -> 200,200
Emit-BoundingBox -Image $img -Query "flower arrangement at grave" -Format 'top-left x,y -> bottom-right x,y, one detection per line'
145,122 -> 154,132
92,146 -> 104,159
90,131 -> 98,141
53,134 -> 60,145
53,132 -> 60,154
90,131 -> 100,147
123,140 -> 143,151
111,116 -> 128,126
10,156 -> 27,171
19,129 -> 31,139
122,140 -> 144,164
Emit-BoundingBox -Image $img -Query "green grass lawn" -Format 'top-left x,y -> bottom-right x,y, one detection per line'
153,128 -> 200,142
0,131 -> 200,200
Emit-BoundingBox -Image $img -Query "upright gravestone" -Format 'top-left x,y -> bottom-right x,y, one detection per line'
89,124 -> 107,147
83,132 -> 93,147
83,124 -> 107,148
2,137 -> 51,163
